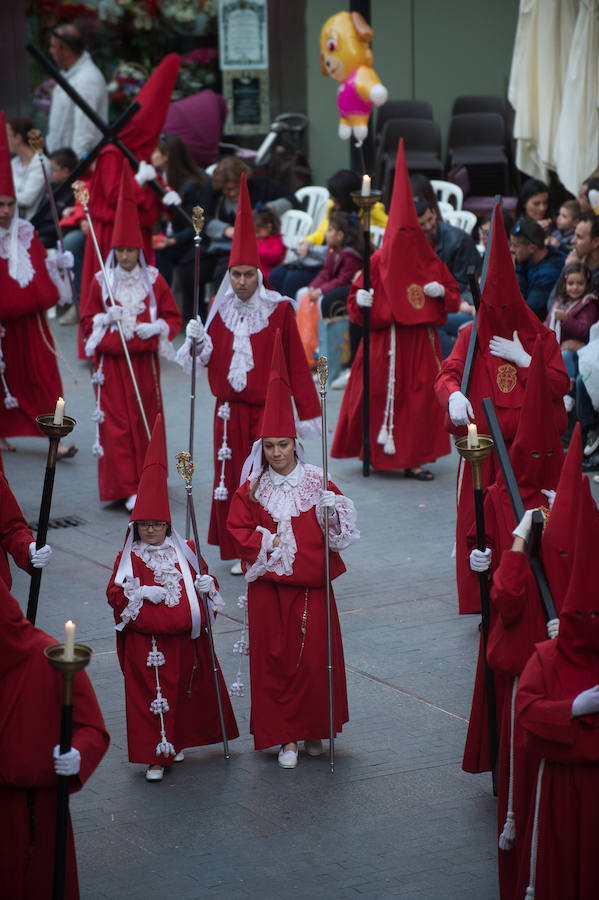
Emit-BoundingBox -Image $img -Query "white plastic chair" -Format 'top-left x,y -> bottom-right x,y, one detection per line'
295,186 -> 330,231
444,209 -> 478,235
369,225 -> 385,249
280,210 -> 314,250
205,162 -> 217,177
431,179 -> 464,211
437,200 -> 454,218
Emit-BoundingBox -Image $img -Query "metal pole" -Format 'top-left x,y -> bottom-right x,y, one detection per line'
317,357 -> 335,773
186,207 -> 205,539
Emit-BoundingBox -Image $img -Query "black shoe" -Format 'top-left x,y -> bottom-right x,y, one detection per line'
582,449 -> 599,471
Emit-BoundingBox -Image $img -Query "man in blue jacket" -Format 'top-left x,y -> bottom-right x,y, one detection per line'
510,219 -> 563,320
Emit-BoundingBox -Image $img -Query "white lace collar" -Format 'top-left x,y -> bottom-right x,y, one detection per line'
253,463 -> 323,523
132,537 -> 182,608
218,289 -> 279,392
269,462 -> 301,487
0,216 -> 35,287
94,263 -> 159,340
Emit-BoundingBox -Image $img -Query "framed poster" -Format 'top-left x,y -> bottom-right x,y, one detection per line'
218,0 -> 268,70
222,68 -> 270,134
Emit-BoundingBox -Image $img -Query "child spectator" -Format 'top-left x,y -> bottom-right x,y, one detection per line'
546,261 -> 599,411
253,207 -> 285,279
546,199 -> 581,254
296,211 -> 363,367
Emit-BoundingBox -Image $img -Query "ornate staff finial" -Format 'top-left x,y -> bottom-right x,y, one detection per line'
72,180 -> 89,207
175,449 -> 194,485
317,356 -> 329,389
192,206 -> 205,237
27,128 -> 45,155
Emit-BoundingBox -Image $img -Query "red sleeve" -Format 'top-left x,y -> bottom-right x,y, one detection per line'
226,484 -> 264,564
491,550 -> 532,626
155,273 -> 183,339
0,475 -> 34,573
433,324 -> 470,409
281,304 -> 321,421
70,670 -> 110,792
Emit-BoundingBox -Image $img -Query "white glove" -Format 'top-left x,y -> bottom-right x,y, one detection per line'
162,189 -> 182,207
423,281 -> 445,298
512,509 -> 545,541
572,685 -> 599,717
29,542 -> 52,568
105,305 -> 123,325
356,288 -> 374,308
135,161 -> 157,186
54,249 -> 74,269
141,585 -> 166,605
195,573 -> 215,595
53,745 -> 81,776
470,547 -> 492,572
135,321 -> 162,340
319,489 -> 337,509
489,330 -> 531,368
546,618 -> 559,639
448,390 -> 474,427
541,489 -> 556,510
186,316 -> 205,343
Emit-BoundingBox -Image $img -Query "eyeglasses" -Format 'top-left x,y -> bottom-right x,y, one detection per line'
136,521 -> 168,529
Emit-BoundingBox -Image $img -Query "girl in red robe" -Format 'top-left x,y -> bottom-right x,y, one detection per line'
227,334 -> 359,767
106,415 -> 238,781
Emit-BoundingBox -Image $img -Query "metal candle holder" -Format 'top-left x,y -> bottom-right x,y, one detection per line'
350,189 -> 382,478
27,415 -> 77,625
45,642 -> 93,900
454,434 -> 494,489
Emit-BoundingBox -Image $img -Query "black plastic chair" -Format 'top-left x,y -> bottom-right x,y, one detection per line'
375,100 -> 433,149
447,113 -> 509,195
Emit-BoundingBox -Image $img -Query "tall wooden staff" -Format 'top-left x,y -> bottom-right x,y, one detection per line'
27,409 -> 77,624
351,187 -> 382,477
185,206 -> 205,539
317,356 -> 335,773
72,181 -> 151,440
175,450 -> 230,760
44,639 -> 93,900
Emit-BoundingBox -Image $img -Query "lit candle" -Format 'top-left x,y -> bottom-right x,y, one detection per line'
54,397 -> 65,425
64,620 -> 75,661
361,174 -> 371,197
467,423 -> 479,449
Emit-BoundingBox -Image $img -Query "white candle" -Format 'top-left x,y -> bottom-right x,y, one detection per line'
64,620 -> 75,661
54,397 -> 65,425
361,174 -> 371,197
467,423 -> 479,449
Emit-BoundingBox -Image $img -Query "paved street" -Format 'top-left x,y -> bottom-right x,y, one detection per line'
7,318 -> 506,899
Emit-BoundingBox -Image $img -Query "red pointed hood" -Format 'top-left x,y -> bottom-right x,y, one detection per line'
111,160 -> 143,250
259,330 -> 296,438
0,111 -> 15,198
376,139 -> 457,325
508,336 -> 564,495
228,172 -> 260,270
131,415 -> 171,523
540,423 -> 582,603
118,54 -> 180,161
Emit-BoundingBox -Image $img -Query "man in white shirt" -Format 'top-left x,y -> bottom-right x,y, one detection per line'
46,25 -> 108,160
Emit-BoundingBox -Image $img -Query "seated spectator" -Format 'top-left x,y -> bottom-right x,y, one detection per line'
415,197 -> 482,357
6,115 -> 49,220
252,207 -> 285,279
476,213 -> 491,255
151,132 -> 210,321
577,176 -> 599,214
410,173 -> 442,219
296,211 -> 363,368
545,261 -> 599,412
269,169 -> 387,300
545,199 -> 580,255
567,212 -> 599,293
516,177 -> 552,235
204,156 -> 296,288
510,219 -> 564,320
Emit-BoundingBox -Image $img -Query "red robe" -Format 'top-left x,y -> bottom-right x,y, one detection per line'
0,230 -> 62,438
515,642 -> 599,900
227,465 -> 357,750
81,268 -> 182,502
331,256 -> 461,469
433,324 -> 569,614
202,298 -> 320,559
107,540 -> 238,764
0,472 -> 34,589
0,584 -> 109,900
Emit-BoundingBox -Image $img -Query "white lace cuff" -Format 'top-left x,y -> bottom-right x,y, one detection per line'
208,588 -> 226,614
155,318 -> 176,361
85,312 -> 109,357
115,576 -> 143,631
296,416 -> 321,441
175,333 -> 213,374
315,495 -> 360,551
45,255 -> 73,306
244,526 -> 275,583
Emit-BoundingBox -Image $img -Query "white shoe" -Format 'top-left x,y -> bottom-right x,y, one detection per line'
59,304 -> 78,325
145,766 -> 164,781
304,739 -> 323,757
230,560 -> 243,575
173,751 -> 184,762
584,428 -> 599,457
278,745 -> 299,768
563,394 -> 575,413
125,494 -> 137,512
331,369 -> 350,390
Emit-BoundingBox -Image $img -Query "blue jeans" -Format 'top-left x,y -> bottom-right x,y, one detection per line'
63,228 -> 86,305
576,375 -> 599,429
438,313 -> 473,359
561,348 -> 578,383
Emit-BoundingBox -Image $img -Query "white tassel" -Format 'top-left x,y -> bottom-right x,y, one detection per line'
230,593 -> 249,696
377,425 -> 389,445
3,390 -> 19,409
229,678 -> 245,697
156,739 -> 175,758
217,442 -> 232,461
525,889 -> 534,898
525,759 -> 545,900
499,679 -> 518,851
384,434 -> 396,455
150,696 -> 170,714
91,408 -> 105,424
499,811 -> 516,851
91,440 -> 104,458
214,482 -> 228,501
